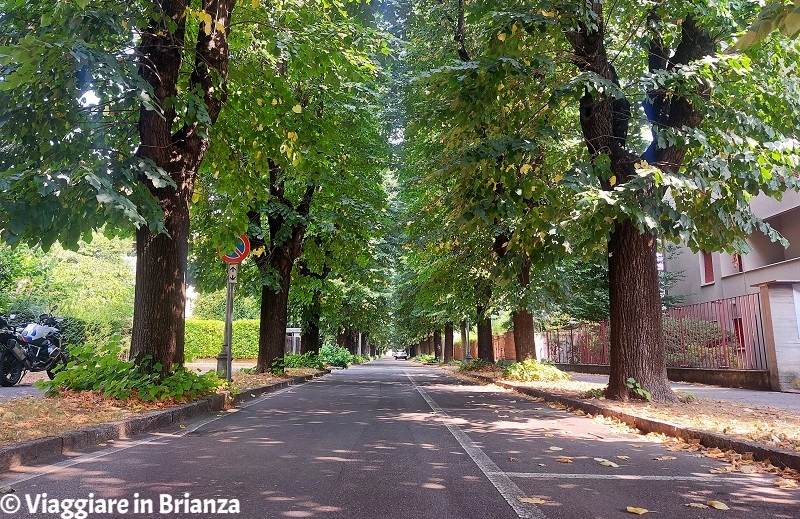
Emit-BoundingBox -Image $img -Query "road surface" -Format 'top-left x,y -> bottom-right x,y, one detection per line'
1,358 -> 796,518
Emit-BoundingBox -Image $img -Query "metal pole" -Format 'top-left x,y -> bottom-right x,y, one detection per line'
217,263 -> 237,382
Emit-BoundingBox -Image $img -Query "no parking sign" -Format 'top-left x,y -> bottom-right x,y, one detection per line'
220,235 -> 250,264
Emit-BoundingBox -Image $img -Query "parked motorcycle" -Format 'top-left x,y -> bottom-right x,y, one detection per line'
0,314 -> 67,387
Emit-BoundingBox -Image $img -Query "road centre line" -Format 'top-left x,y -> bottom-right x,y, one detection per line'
0,385 -> 296,487
406,372 -> 547,519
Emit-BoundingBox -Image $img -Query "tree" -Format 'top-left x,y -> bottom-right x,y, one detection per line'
0,1 -> 237,375
187,1 -> 390,372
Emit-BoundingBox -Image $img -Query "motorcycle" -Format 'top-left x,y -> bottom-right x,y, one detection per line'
0,314 -> 67,387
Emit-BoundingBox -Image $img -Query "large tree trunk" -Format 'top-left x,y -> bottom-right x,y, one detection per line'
460,319 -> 468,360
512,311 -> 536,361
300,290 -> 321,355
444,323 -> 454,363
256,249 -> 293,373
512,264 -> 536,361
606,220 -> 673,401
433,329 -> 442,360
131,0 -> 235,376
477,316 -> 493,362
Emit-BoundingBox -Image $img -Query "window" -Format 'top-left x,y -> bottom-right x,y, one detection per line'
732,253 -> 743,273
702,251 -> 715,284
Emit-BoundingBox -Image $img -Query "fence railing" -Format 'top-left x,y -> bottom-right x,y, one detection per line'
543,293 -> 768,370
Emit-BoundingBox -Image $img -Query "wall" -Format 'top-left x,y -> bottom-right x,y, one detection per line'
761,282 -> 800,392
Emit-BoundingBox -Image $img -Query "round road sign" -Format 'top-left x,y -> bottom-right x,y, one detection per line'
220,235 -> 250,264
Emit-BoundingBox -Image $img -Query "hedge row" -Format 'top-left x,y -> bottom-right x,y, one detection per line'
184,319 -> 260,360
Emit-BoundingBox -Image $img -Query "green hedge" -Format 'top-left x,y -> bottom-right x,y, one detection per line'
184,319 -> 260,361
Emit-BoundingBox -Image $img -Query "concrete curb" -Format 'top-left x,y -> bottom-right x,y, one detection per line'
0,369 -> 330,473
461,372 -> 800,472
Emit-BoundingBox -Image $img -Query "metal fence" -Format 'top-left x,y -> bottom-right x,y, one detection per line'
543,293 -> 768,370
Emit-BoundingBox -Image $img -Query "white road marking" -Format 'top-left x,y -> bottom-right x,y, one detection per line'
406,372 -> 547,519
501,472 -> 771,482
0,386 -> 295,486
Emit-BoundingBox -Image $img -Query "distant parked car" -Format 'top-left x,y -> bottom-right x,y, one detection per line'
393,349 -> 408,360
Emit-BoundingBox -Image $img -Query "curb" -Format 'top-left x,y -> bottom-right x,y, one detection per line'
0,369 -> 330,474
461,372 -> 800,472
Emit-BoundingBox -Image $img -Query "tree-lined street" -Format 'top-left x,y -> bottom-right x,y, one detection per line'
2,360 -> 796,518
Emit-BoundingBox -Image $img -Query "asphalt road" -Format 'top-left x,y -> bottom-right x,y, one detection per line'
1,359 -> 797,518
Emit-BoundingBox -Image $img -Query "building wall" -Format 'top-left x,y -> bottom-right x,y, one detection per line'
665,196 -> 800,305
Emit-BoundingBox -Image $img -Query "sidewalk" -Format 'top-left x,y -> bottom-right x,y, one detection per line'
567,372 -> 800,414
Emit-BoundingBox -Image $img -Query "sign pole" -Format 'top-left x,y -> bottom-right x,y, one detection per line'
217,235 -> 250,382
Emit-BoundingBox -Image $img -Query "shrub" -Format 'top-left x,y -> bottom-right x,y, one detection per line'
320,343 -> 355,368
458,358 -> 494,372
282,352 -> 325,370
413,353 -> 437,364
352,355 -> 370,364
36,337 -> 228,402
502,359 -> 571,382
184,319 -> 260,360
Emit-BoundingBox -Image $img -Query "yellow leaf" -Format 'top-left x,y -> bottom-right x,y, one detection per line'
549,446 -> 563,451
555,457 -> 572,463
517,496 -> 547,504
685,503 -> 709,509
544,433 -> 555,438
626,507 -> 650,515
251,0 -> 258,7
272,98 -> 278,106
179,424 -> 186,429
292,104 -> 302,113
511,23 -> 518,34
653,456 -> 676,461
707,500 -> 730,510
609,175 -> 617,186
121,20 -> 129,30
777,479 -> 799,489
191,193 -> 200,204
616,456 -> 630,461
498,33 -> 506,41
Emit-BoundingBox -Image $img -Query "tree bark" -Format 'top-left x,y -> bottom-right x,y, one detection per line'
256,264 -> 292,373
512,310 -> 536,361
433,329 -> 442,360
444,323 -> 454,363
300,289 -> 321,355
131,0 -> 236,376
512,264 -> 536,361
607,220 -> 672,401
477,316 -> 493,362
460,319 -> 468,360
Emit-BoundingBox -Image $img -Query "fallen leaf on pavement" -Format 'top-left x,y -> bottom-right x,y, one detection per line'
549,446 -> 563,451
776,479 -> 799,489
707,500 -> 730,510
685,503 -> 709,509
544,433 -> 555,438
653,456 -> 676,461
517,496 -> 547,504
0,486 -> 14,494
626,506 -> 650,515
594,458 -> 620,468
555,457 -> 573,463
617,455 -> 630,461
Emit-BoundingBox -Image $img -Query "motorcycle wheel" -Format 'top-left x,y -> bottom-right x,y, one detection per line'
0,351 -> 24,387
